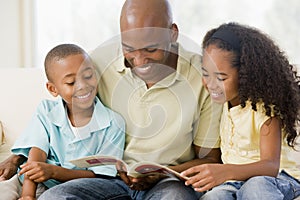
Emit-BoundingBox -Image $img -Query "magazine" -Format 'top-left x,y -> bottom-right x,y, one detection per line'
69,155 -> 189,180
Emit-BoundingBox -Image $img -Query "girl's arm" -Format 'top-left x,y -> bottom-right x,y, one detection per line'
182,117 -> 281,192
227,117 -> 281,179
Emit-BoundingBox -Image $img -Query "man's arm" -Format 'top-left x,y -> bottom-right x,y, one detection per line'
0,154 -> 26,181
168,145 -> 222,173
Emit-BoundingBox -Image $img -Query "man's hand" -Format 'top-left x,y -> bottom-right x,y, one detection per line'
0,155 -> 25,181
116,161 -> 165,190
118,169 -> 165,190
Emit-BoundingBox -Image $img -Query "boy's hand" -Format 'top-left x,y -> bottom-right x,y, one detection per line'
19,161 -> 54,183
18,196 -> 36,200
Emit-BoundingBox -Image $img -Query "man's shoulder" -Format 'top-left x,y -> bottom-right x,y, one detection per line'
177,44 -> 202,69
90,40 -> 122,69
94,97 -> 125,127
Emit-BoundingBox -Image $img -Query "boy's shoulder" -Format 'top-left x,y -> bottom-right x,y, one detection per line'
36,98 -> 62,114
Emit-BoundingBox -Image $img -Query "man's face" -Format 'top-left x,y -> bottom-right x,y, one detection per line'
121,27 -> 176,86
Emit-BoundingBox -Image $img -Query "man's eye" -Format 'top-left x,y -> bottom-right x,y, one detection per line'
84,74 -> 93,79
66,82 -> 75,85
145,48 -> 157,53
123,47 -> 134,53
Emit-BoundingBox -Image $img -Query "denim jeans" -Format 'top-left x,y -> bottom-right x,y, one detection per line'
38,176 -> 201,200
200,170 -> 300,200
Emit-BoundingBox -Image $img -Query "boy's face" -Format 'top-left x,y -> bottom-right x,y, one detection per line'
201,45 -> 240,106
47,54 -> 98,113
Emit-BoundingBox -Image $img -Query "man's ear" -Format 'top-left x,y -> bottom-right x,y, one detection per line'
46,82 -> 59,97
171,23 -> 179,42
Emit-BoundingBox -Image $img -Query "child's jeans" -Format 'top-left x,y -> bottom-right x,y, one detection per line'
200,170 -> 300,200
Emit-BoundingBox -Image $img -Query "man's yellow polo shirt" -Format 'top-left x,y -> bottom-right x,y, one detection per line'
91,42 -> 222,167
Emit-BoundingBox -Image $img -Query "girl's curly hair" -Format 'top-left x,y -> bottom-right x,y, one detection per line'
202,22 -> 300,147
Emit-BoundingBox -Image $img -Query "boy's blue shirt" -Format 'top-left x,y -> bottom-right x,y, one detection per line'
11,96 -> 125,188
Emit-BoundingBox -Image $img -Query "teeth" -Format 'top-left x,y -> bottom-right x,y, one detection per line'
136,65 -> 151,72
141,66 -> 151,70
210,91 -> 222,97
77,92 -> 91,99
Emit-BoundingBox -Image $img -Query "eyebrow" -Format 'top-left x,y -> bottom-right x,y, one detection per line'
122,42 -> 160,50
215,72 -> 228,76
201,67 -> 228,76
62,73 -> 76,80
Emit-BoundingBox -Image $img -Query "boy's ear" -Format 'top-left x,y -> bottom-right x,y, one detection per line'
46,82 -> 59,97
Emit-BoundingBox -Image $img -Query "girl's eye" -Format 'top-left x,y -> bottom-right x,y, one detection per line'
217,77 -> 226,81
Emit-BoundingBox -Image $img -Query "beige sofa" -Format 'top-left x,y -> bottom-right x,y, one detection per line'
0,68 -> 54,162
0,68 -> 299,199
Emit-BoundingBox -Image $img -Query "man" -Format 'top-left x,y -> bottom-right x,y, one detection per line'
1,0 -> 222,199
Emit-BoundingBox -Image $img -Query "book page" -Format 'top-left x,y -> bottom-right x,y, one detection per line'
70,156 -> 189,180
129,161 -> 189,180
69,155 -> 123,168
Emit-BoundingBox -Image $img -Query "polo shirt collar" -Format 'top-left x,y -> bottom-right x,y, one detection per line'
48,97 -> 111,141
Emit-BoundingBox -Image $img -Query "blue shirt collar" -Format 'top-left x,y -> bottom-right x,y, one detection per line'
48,97 -> 111,142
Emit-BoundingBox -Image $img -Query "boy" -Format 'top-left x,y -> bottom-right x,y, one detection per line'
11,44 -> 125,199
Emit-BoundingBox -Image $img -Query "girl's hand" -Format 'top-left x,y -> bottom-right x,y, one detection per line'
181,163 -> 227,192
19,161 -> 54,183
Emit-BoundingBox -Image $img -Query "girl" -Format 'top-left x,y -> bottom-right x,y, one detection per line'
182,22 -> 300,199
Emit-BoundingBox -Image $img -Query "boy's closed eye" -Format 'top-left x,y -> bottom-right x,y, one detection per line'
65,79 -> 75,85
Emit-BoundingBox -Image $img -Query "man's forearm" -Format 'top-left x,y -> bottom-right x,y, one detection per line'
0,154 -> 26,180
10,154 -> 26,166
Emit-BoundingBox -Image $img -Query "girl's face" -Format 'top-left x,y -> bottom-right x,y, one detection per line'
202,44 -> 240,106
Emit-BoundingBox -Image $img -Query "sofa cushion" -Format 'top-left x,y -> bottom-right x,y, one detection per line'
0,121 -> 4,146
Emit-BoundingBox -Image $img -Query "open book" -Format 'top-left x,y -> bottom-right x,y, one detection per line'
69,155 -> 189,180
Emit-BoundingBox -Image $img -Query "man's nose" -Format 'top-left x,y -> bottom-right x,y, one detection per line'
132,50 -> 147,66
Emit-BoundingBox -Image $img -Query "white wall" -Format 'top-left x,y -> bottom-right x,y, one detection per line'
0,0 -> 34,68
0,0 -> 21,68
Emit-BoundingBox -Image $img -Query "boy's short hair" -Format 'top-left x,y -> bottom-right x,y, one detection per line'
44,44 -> 87,81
